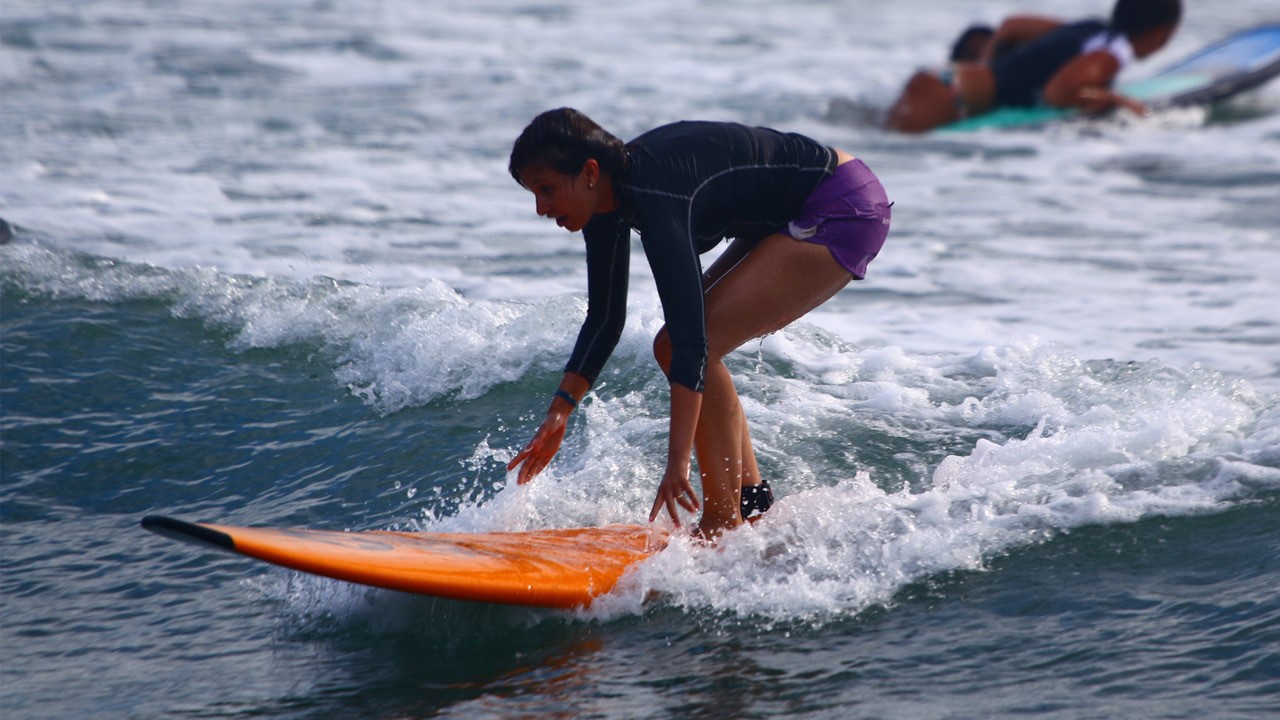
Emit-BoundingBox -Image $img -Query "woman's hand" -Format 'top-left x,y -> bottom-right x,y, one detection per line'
508,375 -> 589,484
507,410 -> 568,484
1071,86 -> 1146,116
1112,93 -> 1148,116
649,460 -> 700,527
648,383 -> 702,526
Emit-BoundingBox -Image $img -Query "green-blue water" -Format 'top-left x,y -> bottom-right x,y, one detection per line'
4,275 -> 1278,719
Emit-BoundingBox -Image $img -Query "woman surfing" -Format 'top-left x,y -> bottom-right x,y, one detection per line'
506,108 -> 891,538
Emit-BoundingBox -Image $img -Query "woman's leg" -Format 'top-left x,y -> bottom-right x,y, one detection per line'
678,233 -> 854,535
886,64 -> 995,133
886,70 -> 962,133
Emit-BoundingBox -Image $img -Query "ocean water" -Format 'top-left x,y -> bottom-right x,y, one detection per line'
3,0 -> 1279,717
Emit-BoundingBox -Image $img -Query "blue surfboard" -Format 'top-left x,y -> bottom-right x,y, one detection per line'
941,23 -> 1280,132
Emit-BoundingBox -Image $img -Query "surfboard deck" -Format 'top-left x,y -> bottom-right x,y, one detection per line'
141,515 -> 668,608
941,23 -> 1280,132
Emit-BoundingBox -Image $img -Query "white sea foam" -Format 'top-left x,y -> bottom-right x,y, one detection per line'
591,342 -> 1277,622
429,314 -> 1277,621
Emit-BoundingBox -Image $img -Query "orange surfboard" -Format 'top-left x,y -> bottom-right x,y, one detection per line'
141,515 -> 668,608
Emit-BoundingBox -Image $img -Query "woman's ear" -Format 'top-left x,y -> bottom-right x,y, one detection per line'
581,158 -> 600,188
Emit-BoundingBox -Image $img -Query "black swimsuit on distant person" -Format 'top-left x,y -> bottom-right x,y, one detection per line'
990,19 -> 1110,107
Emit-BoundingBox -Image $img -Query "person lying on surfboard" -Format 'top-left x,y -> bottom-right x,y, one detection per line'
505,108 -> 892,538
886,0 -> 1182,133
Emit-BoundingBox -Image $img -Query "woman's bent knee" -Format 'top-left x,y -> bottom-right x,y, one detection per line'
653,329 -> 672,375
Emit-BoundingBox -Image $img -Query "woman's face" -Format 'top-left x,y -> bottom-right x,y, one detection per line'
518,161 -> 598,233
1133,23 -> 1177,59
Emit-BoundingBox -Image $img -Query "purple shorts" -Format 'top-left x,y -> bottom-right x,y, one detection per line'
783,158 -> 891,279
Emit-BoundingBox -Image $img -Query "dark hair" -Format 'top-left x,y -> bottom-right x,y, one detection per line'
949,24 -> 993,62
1111,0 -> 1181,37
508,108 -> 628,184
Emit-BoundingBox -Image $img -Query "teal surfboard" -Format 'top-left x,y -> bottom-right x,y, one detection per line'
941,23 -> 1280,132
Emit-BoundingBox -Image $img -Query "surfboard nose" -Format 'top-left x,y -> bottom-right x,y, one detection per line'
141,515 -> 236,552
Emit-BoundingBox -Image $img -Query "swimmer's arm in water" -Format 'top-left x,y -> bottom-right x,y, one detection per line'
1043,50 -> 1145,115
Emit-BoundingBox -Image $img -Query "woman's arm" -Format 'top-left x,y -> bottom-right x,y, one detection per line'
1043,51 -> 1139,113
563,213 -> 630,383
631,203 -> 710,525
649,382 -> 702,526
509,214 -> 629,484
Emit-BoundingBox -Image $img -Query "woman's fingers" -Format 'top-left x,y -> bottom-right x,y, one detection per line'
516,446 -> 548,484
677,488 -> 699,513
650,490 -> 679,525
506,446 -> 531,472
649,474 -> 701,525
666,496 -> 683,525
509,415 -> 565,482
675,475 -> 700,513
651,494 -> 682,527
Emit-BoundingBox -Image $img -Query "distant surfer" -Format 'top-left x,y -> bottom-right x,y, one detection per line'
506,109 -> 892,538
886,0 -> 1183,132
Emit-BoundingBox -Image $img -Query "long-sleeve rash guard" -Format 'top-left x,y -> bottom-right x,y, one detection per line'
563,121 -> 836,393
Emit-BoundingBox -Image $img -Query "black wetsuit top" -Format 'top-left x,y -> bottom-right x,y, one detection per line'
566,121 -> 836,393
991,19 -> 1109,107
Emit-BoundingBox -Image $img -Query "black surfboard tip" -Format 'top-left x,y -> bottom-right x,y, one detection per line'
141,515 -> 236,552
